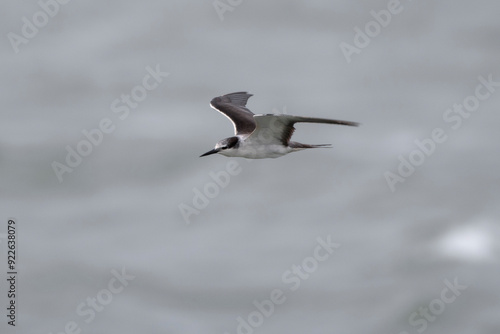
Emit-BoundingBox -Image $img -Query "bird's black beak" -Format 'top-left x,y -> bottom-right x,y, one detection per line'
200,148 -> 219,157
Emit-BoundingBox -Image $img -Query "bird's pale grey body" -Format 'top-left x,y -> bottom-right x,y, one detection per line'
217,135 -> 293,159
200,92 -> 358,159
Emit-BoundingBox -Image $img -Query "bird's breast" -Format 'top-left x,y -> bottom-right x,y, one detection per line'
221,142 -> 291,159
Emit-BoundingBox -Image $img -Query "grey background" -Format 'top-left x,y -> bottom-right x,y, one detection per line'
1,0 -> 499,333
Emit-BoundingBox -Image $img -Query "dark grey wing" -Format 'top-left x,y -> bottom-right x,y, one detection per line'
210,92 -> 256,135
286,116 -> 359,144
290,116 -> 359,128
249,114 -> 359,146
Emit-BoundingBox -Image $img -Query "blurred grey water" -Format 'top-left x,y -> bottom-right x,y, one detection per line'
1,0 -> 499,333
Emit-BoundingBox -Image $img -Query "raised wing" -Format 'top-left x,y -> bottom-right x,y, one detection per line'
210,92 -> 256,135
248,114 -> 359,145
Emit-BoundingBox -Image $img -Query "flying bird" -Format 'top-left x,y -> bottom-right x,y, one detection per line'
200,92 -> 358,159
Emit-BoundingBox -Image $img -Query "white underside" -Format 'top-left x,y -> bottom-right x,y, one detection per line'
219,141 -> 297,159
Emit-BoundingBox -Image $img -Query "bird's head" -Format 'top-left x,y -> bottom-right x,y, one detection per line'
200,136 -> 239,157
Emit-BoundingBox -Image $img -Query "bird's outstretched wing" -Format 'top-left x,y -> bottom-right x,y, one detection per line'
210,92 -> 256,135
248,114 -> 359,146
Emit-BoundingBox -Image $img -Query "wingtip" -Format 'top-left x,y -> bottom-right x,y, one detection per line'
334,120 -> 360,127
210,91 -> 253,107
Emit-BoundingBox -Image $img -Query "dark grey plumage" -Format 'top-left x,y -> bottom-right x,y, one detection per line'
210,92 -> 256,135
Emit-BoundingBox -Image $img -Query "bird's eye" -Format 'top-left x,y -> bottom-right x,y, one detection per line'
221,146 -> 227,150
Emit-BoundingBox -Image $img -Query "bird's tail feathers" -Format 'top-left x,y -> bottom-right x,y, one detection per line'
289,142 -> 332,149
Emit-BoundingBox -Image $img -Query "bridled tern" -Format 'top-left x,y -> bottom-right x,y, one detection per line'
200,92 -> 359,159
